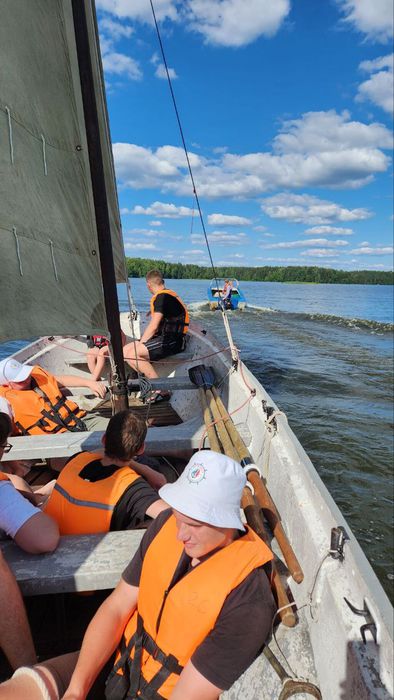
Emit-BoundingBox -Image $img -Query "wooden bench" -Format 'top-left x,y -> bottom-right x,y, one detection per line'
3,416 -> 208,460
0,530 -> 144,596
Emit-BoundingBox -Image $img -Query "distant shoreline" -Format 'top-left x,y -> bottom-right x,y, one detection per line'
125,258 -> 393,286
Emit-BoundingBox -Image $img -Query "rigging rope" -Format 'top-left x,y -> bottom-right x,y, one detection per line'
149,0 -> 238,365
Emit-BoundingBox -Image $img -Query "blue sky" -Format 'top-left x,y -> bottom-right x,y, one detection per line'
96,0 -> 393,271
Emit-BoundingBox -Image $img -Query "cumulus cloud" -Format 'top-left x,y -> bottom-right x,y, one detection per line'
149,220 -> 162,227
349,245 -> 393,254
304,225 -> 354,235
261,193 -> 372,224
357,54 -> 394,115
99,14 -> 141,82
262,238 -> 349,250
300,249 -> 340,257
155,64 -> 178,79
97,0 -> 289,47
97,0 -> 178,23
184,0 -> 290,47
191,231 -> 248,245
337,0 -> 394,43
124,242 -> 158,250
131,201 -> 195,218
207,213 -> 252,226
113,111 -> 392,197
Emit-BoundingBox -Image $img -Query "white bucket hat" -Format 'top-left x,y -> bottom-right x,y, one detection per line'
0,358 -> 33,386
159,450 -> 246,530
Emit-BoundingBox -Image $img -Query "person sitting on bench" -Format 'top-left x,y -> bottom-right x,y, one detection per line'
0,450 -> 275,699
44,410 -> 168,534
0,411 -> 59,554
0,357 -> 109,435
123,269 -> 189,404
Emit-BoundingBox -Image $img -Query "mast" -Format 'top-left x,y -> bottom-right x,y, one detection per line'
71,0 -> 128,411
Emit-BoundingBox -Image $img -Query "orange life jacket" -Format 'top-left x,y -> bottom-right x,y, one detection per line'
106,514 -> 273,699
0,473 -> 10,482
44,452 -> 141,535
150,289 -> 189,336
0,366 -> 87,436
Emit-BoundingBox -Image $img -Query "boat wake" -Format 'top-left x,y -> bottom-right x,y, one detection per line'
189,302 -> 393,333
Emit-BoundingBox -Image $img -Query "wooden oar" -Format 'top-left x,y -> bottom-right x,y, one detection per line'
211,385 -> 304,584
193,370 -> 297,627
242,486 -> 297,628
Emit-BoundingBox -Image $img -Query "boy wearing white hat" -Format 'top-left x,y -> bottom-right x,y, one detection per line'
0,451 -> 275,700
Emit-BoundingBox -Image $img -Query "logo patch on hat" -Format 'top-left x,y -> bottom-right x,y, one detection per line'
187,462 -> 207,485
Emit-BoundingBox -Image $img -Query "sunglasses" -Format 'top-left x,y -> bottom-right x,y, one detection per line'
1,443 -> 12,453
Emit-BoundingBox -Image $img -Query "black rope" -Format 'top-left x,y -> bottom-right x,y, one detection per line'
149,0 -> 221,294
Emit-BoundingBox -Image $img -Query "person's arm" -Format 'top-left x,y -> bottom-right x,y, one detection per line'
55,374 -> 107,399
145,498 -> 169,519
129,459 -> 167,490
171,661 -> 222,700
63,578 -> 138,700
0,482 -> 59,553
140,311 -> 163,343
13,511 -> 59,554
0,552 -> 37,669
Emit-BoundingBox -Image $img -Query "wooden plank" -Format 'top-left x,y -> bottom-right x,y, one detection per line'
0,531 -> 144,595
3,417 -> 209,460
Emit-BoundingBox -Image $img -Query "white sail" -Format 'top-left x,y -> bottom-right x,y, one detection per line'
0,0 -> 126,343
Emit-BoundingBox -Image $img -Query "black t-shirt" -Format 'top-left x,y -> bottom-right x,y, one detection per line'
122,509 -> 276,691
65,454 -> 160,530
153,291 -> 186,336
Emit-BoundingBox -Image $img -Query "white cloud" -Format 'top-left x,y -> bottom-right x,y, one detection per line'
192,231 -> 248,245
184,0 -> 290,47
337,0 -> 394,43
262,238 -> 349,250
124,242 -> 158,250
300,249 -> 340,258
253,225 -> 267,232
99,17 -> 134,39
261,193 -> 373,224
263,232 -> 275,237
132,202 -> 195,218
97,0 -> 178,23
183,249 -> 205,255
357,53 -> 394,115
155,64 -> 178,80
149,220 -> 162,227
304,225 -> 354,235
349,245 -> 393,254
208,214 -> 252,226
102,51 -> 142,80
113,111 -> 392,197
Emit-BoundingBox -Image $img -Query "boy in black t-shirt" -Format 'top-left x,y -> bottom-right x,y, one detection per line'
123,270 -> 189,403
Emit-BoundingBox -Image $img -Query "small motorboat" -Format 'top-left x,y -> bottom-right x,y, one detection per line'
207,278 -> 247,310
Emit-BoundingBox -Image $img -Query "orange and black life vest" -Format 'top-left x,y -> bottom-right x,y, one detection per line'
106,514 -> 273,699
150,289 -> 189,336
0,473 -> 10,482
44,451 -> 141,535
0,366 -> 87,436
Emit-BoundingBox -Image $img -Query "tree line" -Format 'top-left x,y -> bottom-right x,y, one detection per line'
125,258 -> 393,285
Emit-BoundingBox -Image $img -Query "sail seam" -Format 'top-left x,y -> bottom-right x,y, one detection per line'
12,227 -> 23,276
5,106 -> 14,163
49,240 -> 59,282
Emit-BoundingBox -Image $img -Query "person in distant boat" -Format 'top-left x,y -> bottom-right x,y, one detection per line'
0,357 -> 109,436
221,279 -> 233,309
0,411 -> 59,554
86,331 -> 127,381
123,270 -> 189,404
44,410 -> 168,534
0,451 -> 275,700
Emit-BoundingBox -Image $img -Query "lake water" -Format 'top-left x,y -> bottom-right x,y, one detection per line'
124,279 -> 394,602
1,279 -> 393,602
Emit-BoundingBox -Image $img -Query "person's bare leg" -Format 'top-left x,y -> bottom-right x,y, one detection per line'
86,347 -> 99,379
0,553 -> 37,670
123,341 -> 159,379
93,347 -> 108,381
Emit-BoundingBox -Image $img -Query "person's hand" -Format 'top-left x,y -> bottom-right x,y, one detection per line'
90,381 -> 107,399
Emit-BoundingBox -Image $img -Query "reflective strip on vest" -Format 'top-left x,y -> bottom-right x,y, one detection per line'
52,482 -> 115,511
